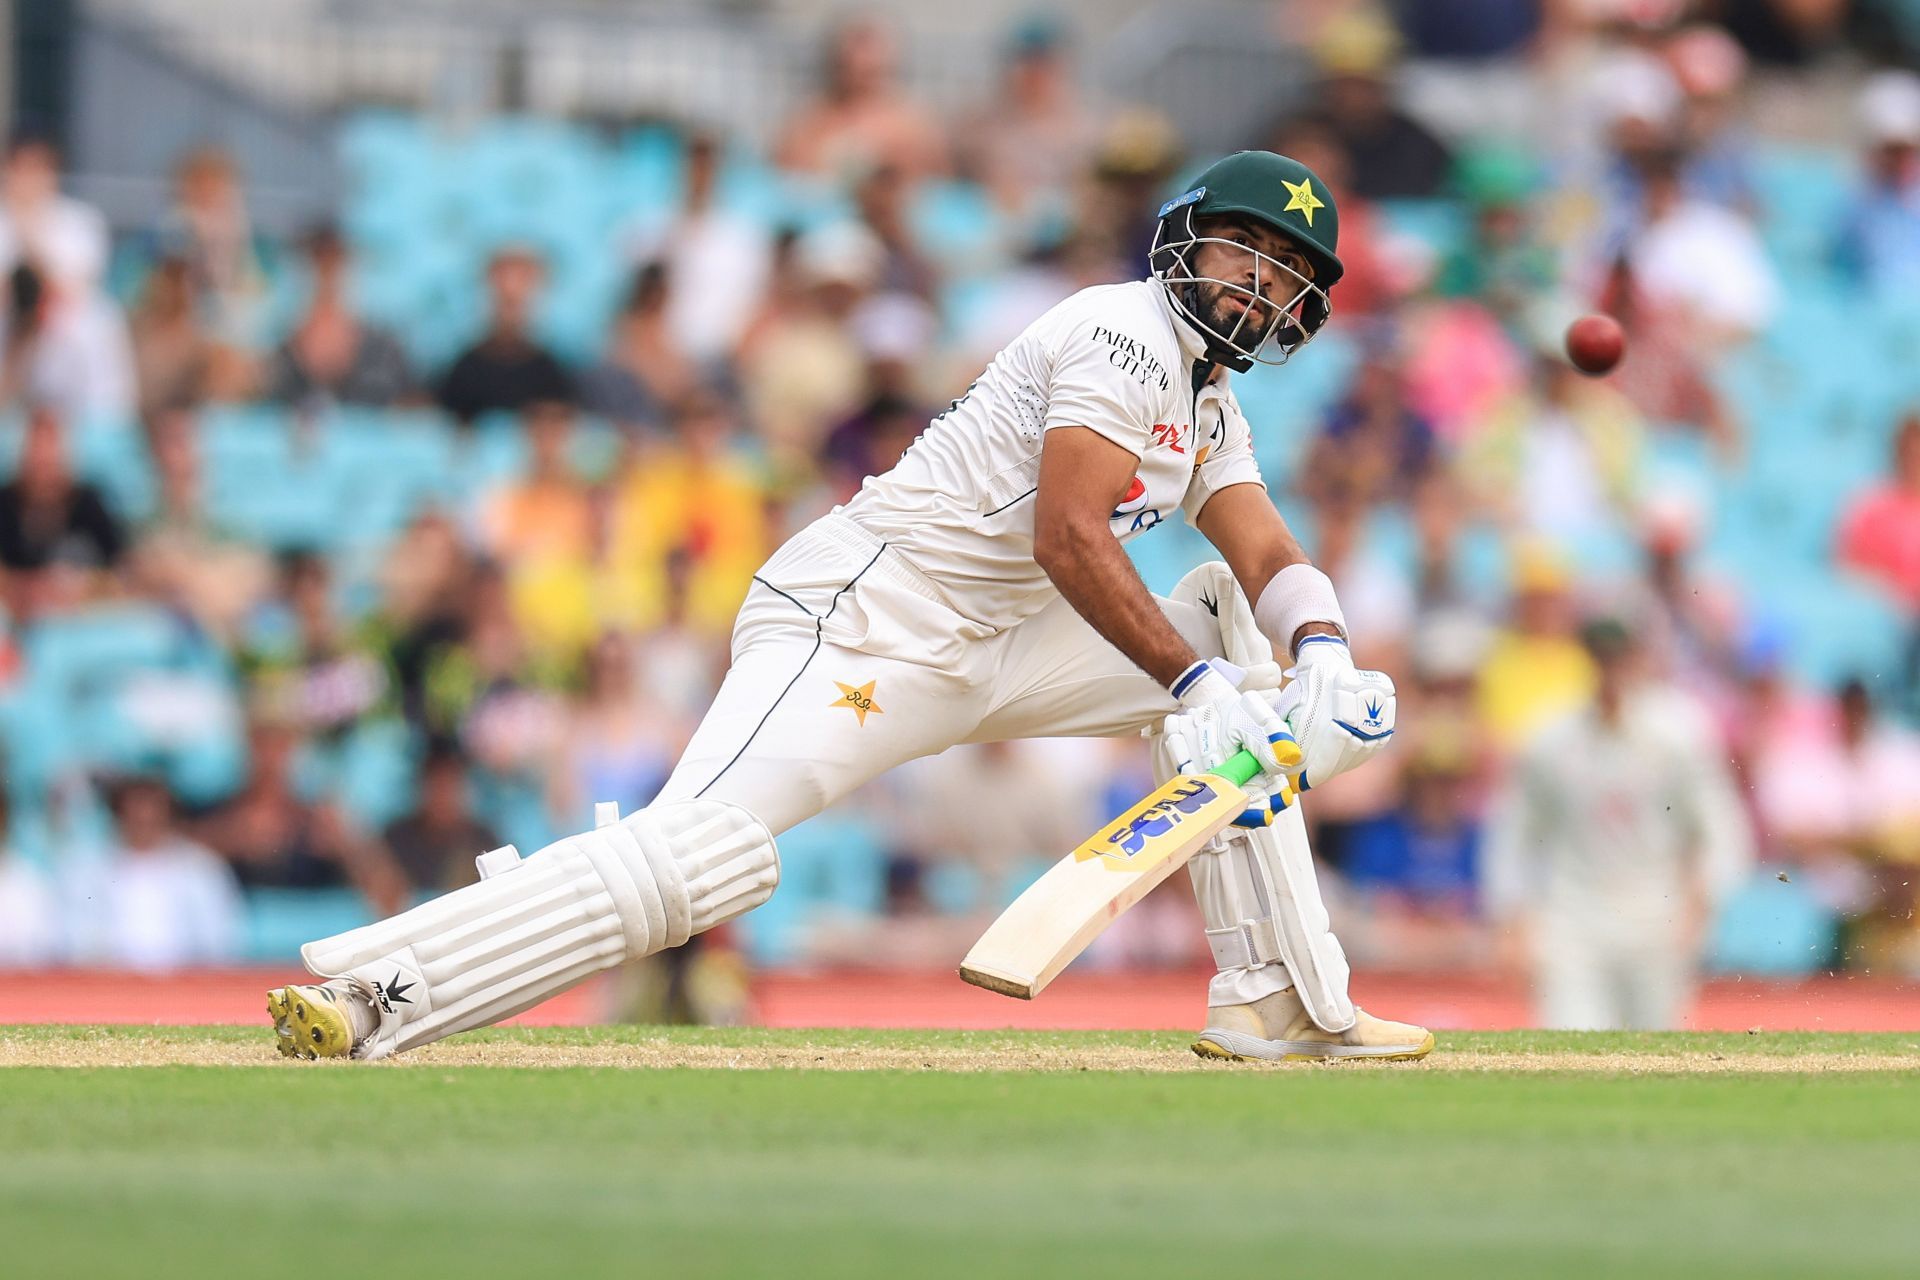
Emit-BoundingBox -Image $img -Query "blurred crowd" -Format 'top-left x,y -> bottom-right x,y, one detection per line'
3,1 -> 1920,1026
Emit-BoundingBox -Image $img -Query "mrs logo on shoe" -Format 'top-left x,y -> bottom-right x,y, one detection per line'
372,974 -> 415,1014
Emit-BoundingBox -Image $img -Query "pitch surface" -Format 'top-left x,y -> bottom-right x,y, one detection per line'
4,1026 -> 1916,1278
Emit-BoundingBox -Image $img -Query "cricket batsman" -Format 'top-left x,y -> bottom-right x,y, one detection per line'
270,150 -> 1434,1063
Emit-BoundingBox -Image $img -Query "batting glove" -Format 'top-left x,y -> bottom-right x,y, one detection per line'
1272,635 -> 1396,791
1162,659 -> 1301,827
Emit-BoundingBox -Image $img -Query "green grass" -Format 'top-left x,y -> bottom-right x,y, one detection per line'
4,1027 -> 1917,1279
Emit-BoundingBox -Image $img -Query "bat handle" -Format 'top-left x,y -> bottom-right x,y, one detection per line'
1216,750 -> 1264,787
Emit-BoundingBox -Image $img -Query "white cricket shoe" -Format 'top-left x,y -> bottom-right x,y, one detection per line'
1193,987 -> 1434,1062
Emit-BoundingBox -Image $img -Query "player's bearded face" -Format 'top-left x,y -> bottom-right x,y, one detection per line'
1186,228 -> 1316,350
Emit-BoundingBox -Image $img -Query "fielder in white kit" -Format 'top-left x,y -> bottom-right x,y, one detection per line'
269,151 -> 1434,1063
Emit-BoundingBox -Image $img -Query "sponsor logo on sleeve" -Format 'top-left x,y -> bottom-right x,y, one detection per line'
1088,327 -> 1171,392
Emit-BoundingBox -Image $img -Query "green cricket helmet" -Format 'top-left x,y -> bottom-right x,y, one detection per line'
1150,150 -> 1344,370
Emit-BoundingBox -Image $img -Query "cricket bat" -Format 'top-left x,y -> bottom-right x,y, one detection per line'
959,749 -> 1270,999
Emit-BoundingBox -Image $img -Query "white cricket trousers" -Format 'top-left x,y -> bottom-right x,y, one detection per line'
656,513 -> 1228,836
1532,909 -> 1695,1030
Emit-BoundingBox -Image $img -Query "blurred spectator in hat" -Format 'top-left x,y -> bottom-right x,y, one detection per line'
381,740 -> 500,895
0,133 -> 107,298
72,775 -> 243,971
1719,615 -> 1828,823
958,16 -> 1095,223
1664,23 -> 1758,213
632,546 -> 730,723
824,389 -> 929,501
1080,108 -> 1184,270
1397,294 -> 1526,444
1835,71 -> 1920,295
551,632 -> 684,831
580,261 -> 696,435
1301,339 -> 1437,514
623,129 -> 771,368
368,510 -> 479,735
849,290 -> 940,402
1629,487 -> 1744,692
1838,414 -> 1920,612
1435,146 -> 1561,330
1404,608 -> 1496,759
1406,472 -> 1501,621
436,246 -> 573,425
1588,48 -> 1686,227
1607,145 -> 1778,349
1485,615 -> 1753,1029
241,551 -> 390,745
265,224 -> 414,411
1750,677 -> 1920,966
126,254 -> 211,420
1476,544 -> 1596,751
0,404 -> 126,615
1299,8 -> 1452,200
740,222 -> 879,471
479,399 -> 594,568
0,790 -> 58,967
453,565 -> 572,843
198,717 -> 406,913
129,407 -> 274,642
734,226 -> 808,359
1591,251 -> 1737,453
608,388 -> 769,636
1460,332 -> 1644,546
853,161 -> 940,303
0,134 -> 134,420
152,146 -> 273,350
1344,738 -> 1483,922
775,16 -> 947,184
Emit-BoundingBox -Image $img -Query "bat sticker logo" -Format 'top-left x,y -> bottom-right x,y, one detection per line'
1104,779 -> 1219,859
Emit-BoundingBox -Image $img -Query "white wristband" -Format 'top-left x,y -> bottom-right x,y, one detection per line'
1255,564 -> 1348,658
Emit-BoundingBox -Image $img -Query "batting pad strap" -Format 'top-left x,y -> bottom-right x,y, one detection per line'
1205,918 -> 1283,971
1254,564 -> 1347,658
301,799 -> 778,1059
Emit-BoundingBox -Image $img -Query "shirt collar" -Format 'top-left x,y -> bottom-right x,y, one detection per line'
1150,277 -> 1218,380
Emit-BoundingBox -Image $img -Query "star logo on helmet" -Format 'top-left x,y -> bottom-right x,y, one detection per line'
1281,178 -> 1323,227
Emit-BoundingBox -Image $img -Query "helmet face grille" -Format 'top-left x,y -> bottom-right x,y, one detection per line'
1150,205 -> 1333,369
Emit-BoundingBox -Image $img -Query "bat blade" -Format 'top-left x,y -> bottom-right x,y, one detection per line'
959,750 -> 1264,1000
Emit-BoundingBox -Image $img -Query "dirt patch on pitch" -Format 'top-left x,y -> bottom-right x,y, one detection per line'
3,1031 -> 1916,1074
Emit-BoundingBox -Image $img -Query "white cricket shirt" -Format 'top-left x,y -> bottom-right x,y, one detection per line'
838,279 -> 1266,630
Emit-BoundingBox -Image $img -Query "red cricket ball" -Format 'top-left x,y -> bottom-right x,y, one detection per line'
1565,313 -> 1626,376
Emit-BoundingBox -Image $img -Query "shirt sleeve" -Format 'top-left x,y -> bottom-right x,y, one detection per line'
1041,315 -> 1162,457
1181,389 -> 1266,523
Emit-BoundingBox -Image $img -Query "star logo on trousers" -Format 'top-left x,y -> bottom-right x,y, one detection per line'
831,679 -> 883,727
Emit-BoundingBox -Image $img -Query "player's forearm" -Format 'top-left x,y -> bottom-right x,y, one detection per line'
1035,518 -> 1198,688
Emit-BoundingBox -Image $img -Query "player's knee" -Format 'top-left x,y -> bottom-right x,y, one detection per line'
522,799 -> 780,958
